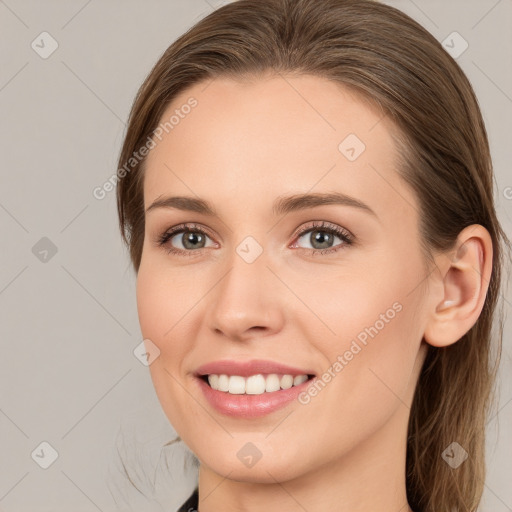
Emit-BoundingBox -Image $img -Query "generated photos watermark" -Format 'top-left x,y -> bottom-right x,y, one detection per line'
93,97 -> 198,200
298,301 -> 403,405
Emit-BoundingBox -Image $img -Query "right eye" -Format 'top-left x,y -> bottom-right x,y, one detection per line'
157,223 -> 218,256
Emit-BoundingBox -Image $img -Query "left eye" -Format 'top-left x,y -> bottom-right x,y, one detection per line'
292,223 -> 353,252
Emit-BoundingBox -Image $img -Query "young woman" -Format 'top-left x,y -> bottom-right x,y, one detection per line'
114,0 -> 511,510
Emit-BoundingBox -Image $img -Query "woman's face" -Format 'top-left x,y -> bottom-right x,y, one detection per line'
137,74 -> 430,483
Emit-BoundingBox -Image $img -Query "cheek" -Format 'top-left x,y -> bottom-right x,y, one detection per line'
136,262 -> 197,431
136,265 -> 165,342
136,253 -> 195,338
136,260 -> 189,366
287,253 -> 419,354
300,250 -> 425,413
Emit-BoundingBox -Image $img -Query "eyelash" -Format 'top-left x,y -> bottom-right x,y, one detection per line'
156,221 -> 354,257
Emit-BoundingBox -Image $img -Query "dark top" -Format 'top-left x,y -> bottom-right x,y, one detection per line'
177,487 -> 199,512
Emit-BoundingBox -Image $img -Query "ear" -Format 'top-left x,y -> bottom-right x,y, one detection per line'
423,224 -> 493,348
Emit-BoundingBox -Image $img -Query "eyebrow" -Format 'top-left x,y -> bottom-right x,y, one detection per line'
145,192 -> 377,218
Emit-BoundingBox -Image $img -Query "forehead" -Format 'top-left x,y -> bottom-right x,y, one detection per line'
142,74 -> 417,224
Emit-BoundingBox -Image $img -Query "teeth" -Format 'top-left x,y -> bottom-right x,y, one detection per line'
228,375 -> 246,394
280,374 -> 293,389
207,373 -> 310,395
218,374 -> 229,392
208,374 -> 219,390
293,374 -> 308,386
265,374 -> 280,393
246,374 -> 266,394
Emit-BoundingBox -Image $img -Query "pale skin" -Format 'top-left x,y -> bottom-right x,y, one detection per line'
136,74 -> 493,512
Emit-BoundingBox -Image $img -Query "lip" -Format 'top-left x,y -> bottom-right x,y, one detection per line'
195,374 -> 314,418
193,359 -> 316,419
195,359 -> 315,378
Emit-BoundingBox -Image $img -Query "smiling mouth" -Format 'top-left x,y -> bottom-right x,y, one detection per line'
199,373 -> 316,395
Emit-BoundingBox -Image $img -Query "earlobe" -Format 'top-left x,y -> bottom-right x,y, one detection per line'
423,224 -> 493,348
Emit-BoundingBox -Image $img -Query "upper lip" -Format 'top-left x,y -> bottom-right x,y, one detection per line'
195,359 -> 315,377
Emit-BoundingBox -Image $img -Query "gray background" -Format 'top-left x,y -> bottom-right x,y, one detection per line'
0,0 -> 510,511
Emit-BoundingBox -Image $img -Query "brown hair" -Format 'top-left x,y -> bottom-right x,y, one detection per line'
116,0 -> 511,510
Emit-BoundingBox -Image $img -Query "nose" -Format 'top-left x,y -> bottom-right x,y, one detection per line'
205,245 -> 285,342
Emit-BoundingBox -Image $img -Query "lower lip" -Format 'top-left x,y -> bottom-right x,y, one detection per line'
195,376 -> 314,418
